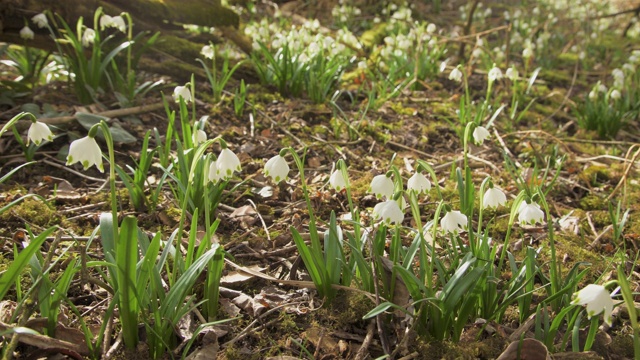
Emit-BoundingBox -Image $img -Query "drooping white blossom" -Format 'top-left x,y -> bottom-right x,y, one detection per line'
264,155 -> 290,184
20,26 -> 35,40
407,172 -> 431,194
27,121 -> 54,146
373,200 -> 404,225
440,210 -> 467,233
571,284 -> 614,326
173,85 -> 192,103
518,201 -> 544,225
483,187 -> 507,209
66,136 -> 104,172
473,126 -> 490,145
329,168 -> 347,191
369,174 -> 394,199
32,13 -> 48,28
216,148 -> 241,180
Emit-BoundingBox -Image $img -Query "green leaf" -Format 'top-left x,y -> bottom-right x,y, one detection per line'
117,216 -> 140,348
0,226 -> 55,300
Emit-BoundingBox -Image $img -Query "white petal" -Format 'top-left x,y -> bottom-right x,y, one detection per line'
483,187 -> 507,209
572,284 -> 614,326
208,160 -> 221,183
66,136 -> 103,172
217,148 -> 241,180
27,121 -> 53,145
373,200 -> 404,225
369,174 -> 394,199
264,155 -> 289,183
20,26 -> 34,40
473,126 -> 490,144
329,169 -> 347,191
518,202 -> 544,224
441,210 -> 467,233
407,172 -> 431,194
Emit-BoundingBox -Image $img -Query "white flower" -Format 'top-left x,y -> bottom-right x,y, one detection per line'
426,23 -> 437,34
201,45 -> 215,59
173,85 -> 192,103
440,210 -> 467,233
100,14 -> 126,32
111,16 -> 126,32
518,201 -> 544,225
473,126 -> 490,144
99,15 -> 114,30
66,136 -> 103,172
27,121 -> 53,145
264,155 -> 289,183
216,148 -> 241,180
571,284 -> 614,326
610,89 -> 621,100
588,90 -> 598,101
82,28 -> 96,47
407,172 -> 431,194
31,13 -> 48,28
488,66 -> 503,82
208,160 -> 221,183
449,67 -> 463,82
192,129 -> 206,146
369,174 -> 394,199
329,169 -> 347,191
483,187 -> 507,209
373,200 -> 404,225
20,26 -> 34,40
506,67 -> 519,81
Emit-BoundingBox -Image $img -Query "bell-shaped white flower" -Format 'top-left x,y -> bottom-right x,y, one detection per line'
208,160 -> 221,183
488,66 -> 503,82
32,13 -> 48,28
27,121 -> 53,145
483,187 -> 507,209
610,89 -> 621,100
82,28 -> 96,47
506,67 -> 519,81
99,15 -> 114,30
20,26 -> 35,40
66,136 -> 104,172
522,47 -> 533,59
518,201 -> 544,225
473,126 -> 490,144
201,45 -> 215,60
192,129 -> 206,146
100,14 -> 126,32
571,284 -> 614,326
407,172 -> 431,194
111,15 -> 126,33
216,148 -> 241,180
449,67 -> 463,82
329,169 -> 347,191
369,174 -> 394,199
440,210 -> 467,233
264,155 -> 289,183
373,200 -> 404,225
173,85 -> 192,103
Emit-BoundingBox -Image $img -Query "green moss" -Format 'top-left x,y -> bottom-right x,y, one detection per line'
579,194 -> 606,211
390,101 -> 417,116
0,198 -> 58,227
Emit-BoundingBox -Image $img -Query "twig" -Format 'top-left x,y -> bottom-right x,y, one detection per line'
42,158 -> 106,183
607,144 -> 640,201
16,103 -> 165,127
354,320 -> 376,360
457,0 -> 481,61
103,332 -> 122,360
247,199 -> 271,242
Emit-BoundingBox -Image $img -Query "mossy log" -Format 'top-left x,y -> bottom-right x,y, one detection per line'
0,0 -> 254,79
